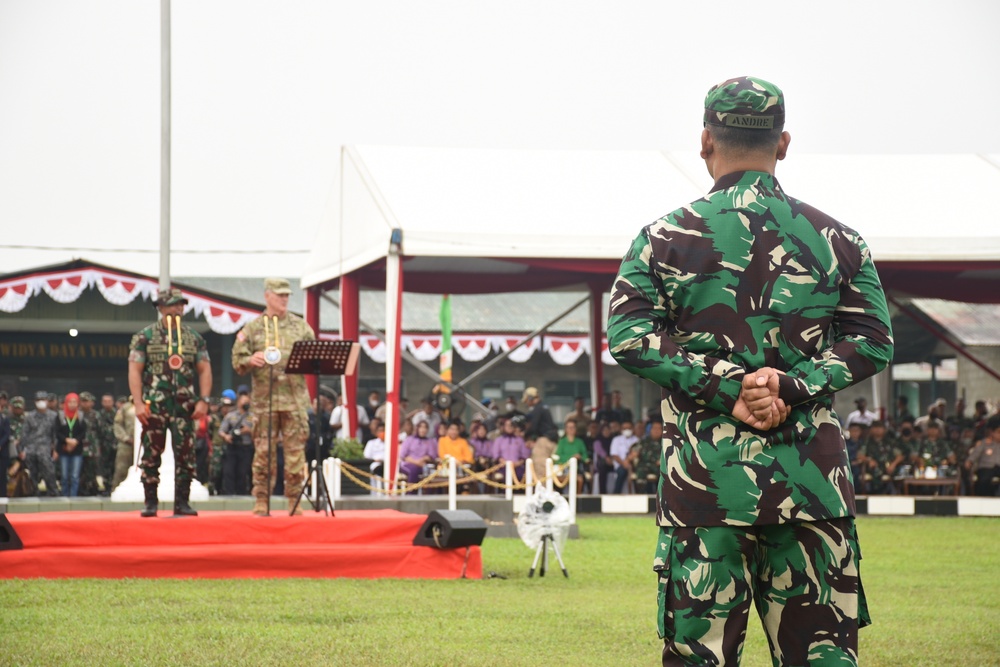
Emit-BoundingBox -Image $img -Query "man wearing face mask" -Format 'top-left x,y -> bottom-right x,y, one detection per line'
609,420 -> 639,494
219,393 -> 254,495
17,390 -> 60,496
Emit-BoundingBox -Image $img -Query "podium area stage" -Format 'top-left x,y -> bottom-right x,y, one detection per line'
0,510 -> 481,580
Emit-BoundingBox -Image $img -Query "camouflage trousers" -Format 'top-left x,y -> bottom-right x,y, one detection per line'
111,441 -> 134,492
24,448 -> 58,496
252,409 -> 307,500
655,517 -> 869,667
139,406 -> 196,486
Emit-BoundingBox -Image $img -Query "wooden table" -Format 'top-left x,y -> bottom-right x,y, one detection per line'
902,477 -> 960,496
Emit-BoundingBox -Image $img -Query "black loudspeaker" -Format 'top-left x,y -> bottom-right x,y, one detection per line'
0,514 -> 23,551
412,509 -> 487,549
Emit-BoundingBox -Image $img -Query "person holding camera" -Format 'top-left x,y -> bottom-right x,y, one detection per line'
219,393 -> 254,495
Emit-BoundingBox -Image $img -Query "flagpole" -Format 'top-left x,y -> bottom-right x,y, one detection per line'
159,0 -> 171,290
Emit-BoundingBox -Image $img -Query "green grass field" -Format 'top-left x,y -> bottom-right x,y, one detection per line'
1,515 -> 998,666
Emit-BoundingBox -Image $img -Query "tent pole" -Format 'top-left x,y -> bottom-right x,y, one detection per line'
304,286 -> 320,400
385,231 -> 404,488
588,283 -> 604,419
340,273 -> 360,441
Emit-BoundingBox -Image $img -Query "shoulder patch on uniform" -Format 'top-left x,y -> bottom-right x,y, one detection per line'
237,330 -> 246,342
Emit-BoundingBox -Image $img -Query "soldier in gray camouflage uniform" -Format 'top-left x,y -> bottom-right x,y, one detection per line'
231,278 -> 315,516
128,288 -> 212,517
608,77 -> 893,666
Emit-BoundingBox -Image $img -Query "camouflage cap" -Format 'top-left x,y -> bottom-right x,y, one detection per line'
155,287 -> 188,307
704,76 -> 785,130
79,391 -> 96,402
264,277 -> 292,295
10,396 -> 25,409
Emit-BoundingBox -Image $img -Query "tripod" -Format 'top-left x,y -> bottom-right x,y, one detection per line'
284,339 -> 361,518
528,533 -> 569,578
291,454 -> 334,516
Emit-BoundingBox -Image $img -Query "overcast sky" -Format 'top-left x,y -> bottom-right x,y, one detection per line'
1,0 -> 998,278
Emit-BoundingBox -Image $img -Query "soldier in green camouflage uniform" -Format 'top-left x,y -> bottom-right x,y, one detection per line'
859,420 -> 907,494
128,288 -> 212,517
608,77 -> 893,666
78,392 -> 100,495
95,394 -> 118,493
629,420 -> 663,494
231,278 -> 315,516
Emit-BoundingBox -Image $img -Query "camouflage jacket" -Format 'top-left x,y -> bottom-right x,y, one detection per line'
608,170 -> 894,528
129,319 -> 210,403
231,312 -> 315,412
631,436 -> 662,480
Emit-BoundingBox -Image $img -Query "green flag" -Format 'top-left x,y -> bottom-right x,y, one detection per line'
439,294 -> 452,383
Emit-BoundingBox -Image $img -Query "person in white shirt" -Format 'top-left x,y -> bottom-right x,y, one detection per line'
329,395 -> 370,441
363,422 -> 387,478
844,397 -> 878,429
609,421 -> 639,494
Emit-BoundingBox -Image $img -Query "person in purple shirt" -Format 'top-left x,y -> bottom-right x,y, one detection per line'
398,420 -> 439,485
492,418 -> 531,490
591,422 -> 615,494
467,421 -> 495,493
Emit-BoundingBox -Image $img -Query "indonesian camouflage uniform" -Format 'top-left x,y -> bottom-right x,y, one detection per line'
128,320 -> 210,486
914,437 -> 954,469
79,402 -> 100,495
96,406 -> 118,492
631,436 -> 661,494
860,435 -> 908,494
607,77 -> 893,667
231,311 -> 315,504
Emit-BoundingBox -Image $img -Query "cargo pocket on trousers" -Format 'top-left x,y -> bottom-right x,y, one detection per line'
654,527 -> 675,640
850,520 -> 872,628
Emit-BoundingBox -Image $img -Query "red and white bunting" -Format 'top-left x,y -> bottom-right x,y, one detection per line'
325,333 -> 617,366
453,335 -> 492,362
0,281 -> 33,313
0,265 -> 257,334
403,335 -> 442,362
96,275 -> 157,306
544,335 -> 590,366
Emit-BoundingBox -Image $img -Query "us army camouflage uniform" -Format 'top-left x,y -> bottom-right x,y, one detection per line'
111,401 -> 135,491
128,319 -> 210,486
231,311 -> 315,505
607,77 -> 893,666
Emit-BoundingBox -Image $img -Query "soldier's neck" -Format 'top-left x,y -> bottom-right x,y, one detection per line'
264,308 -> 286,319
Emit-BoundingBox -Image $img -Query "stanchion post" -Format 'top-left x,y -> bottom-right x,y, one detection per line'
332,458 -> 342,500
545,458 -> 554,493
448,456 -> 457,511
505,461 -> 513,501
526,462 -> 534,499
569,457 -> 577,524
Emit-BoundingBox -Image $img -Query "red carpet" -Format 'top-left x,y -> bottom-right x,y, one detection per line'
0,510 -> 482,580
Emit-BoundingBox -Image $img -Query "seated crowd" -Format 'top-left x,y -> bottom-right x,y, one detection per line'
5,387 -> 1000,499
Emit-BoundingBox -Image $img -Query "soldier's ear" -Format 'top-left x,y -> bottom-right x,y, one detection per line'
700,128 -> 713,160
776,131 -> 791,161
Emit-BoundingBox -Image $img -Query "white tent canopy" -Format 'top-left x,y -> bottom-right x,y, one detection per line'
303,147 -> 1000,293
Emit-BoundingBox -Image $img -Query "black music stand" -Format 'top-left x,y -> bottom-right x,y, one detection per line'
285,339 -> 360,517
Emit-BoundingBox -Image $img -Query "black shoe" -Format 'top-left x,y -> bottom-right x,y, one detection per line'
141,483 -> 158,518
173,484 -> 198,517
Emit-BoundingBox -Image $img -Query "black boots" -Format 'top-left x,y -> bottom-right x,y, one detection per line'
141,483 -> 158,518
173,481 -> 198,517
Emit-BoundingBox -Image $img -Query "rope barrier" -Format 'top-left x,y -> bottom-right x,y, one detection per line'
333,458 -> 578,495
